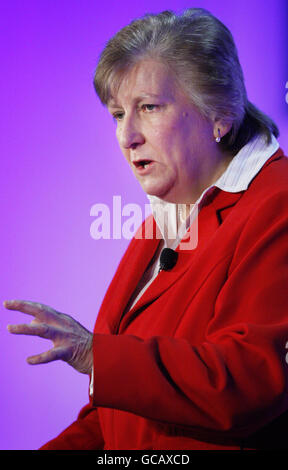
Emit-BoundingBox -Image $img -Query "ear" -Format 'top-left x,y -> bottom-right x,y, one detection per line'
213,119 -> 232,140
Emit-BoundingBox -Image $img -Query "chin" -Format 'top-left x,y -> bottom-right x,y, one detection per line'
143,187 -> 173,201
140,180 -> 175,201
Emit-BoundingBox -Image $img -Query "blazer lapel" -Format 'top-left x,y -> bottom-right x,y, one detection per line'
117,188 -> 243,334
95,215 -> 161,334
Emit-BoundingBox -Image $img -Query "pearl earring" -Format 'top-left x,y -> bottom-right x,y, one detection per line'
215,129 -> 221,143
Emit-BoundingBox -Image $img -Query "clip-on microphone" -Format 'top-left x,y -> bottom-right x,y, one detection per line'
159,248 -> 178,272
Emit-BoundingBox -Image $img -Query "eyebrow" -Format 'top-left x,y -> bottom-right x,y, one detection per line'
107,93 -> 165,109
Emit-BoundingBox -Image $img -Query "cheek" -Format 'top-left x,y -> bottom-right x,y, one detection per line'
115,126 -> 121,146
149,123 -> 177,150
115,128 -> 128,159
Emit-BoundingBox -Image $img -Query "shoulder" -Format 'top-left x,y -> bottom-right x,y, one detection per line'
236,149 -> 288,217
231,150 -> 288,255
249,149 -> 288,195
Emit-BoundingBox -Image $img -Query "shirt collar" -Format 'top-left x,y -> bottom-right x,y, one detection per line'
213,133 -> 279,192
147,134 -> 280,245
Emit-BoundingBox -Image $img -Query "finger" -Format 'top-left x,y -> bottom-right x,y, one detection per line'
7,322 -> 56,339
27,346 -> 71,365
4,300 -> 47,317
3,300 -> 60,321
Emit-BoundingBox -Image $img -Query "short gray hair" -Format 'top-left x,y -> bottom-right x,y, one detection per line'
94,8 -> 279,154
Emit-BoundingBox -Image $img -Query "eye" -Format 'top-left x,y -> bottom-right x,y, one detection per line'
112,111 -> 124,122
141,104 -> 159,112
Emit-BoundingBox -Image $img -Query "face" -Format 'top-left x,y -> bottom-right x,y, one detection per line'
107,59 -> 229,204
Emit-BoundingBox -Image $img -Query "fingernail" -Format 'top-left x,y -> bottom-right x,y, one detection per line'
27,357 -> 36,364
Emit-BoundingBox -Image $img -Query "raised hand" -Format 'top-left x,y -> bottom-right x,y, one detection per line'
3,300 -> 93,374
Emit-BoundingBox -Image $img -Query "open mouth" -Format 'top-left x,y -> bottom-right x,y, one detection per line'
133,160 -> 153,169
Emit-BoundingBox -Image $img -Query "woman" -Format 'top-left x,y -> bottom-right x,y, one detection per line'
4,8 -> 288,450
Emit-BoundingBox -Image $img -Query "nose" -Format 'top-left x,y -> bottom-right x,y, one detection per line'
117,114 -> 145,150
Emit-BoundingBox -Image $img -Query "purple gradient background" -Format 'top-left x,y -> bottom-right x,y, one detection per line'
0,0 -> 287,450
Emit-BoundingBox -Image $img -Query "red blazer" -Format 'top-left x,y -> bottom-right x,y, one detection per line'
41,149 -> 288,450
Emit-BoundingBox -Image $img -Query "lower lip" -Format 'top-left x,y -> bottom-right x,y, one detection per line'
134,162 -> 155,175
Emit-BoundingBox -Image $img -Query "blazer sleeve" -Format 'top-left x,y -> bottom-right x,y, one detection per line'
39,402 -> 105,450
90,191 -> 288,439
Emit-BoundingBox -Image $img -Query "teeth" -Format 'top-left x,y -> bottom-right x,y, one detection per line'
134,160 -> 151,169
